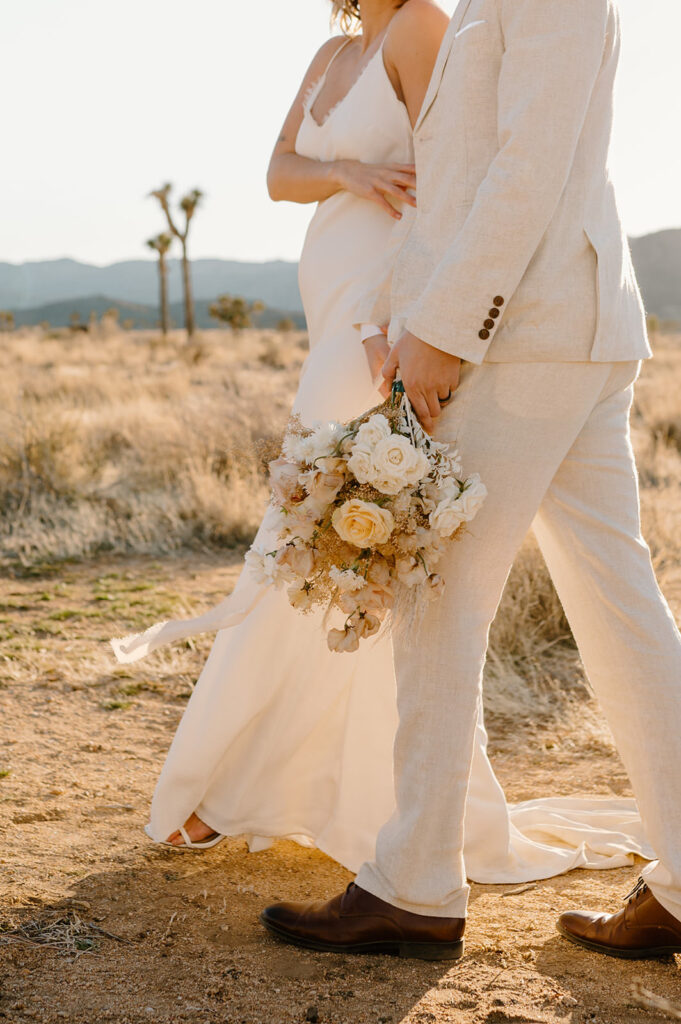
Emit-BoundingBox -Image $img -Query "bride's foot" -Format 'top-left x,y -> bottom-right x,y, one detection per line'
167,813 -> 219,847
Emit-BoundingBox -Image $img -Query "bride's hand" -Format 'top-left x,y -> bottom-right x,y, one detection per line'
363,333 -> 392,399
333,160 -> 416,219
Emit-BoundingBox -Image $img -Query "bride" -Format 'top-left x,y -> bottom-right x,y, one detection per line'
113,0 -> 653,881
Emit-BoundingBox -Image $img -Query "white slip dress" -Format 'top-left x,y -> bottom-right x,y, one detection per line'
119,39 -> 654,881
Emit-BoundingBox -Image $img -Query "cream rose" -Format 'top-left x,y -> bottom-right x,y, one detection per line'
370,436 -> 430,495
332,499 -> 395,548
354,413 -> 391,449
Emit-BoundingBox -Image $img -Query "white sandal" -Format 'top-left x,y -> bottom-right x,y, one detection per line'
144,822 -> 226,851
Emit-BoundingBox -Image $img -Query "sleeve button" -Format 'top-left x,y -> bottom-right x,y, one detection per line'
489,308 -> 500,318
479,328 -> 490,340
484,318 -> 495,330
493,296 -> 505,306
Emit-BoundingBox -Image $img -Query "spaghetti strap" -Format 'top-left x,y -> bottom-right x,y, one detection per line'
320,36 -> 354,81
303,37 -> 354,116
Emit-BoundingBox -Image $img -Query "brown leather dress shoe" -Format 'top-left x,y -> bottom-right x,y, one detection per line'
557,877 -> 681,959
260,882 -> 465,961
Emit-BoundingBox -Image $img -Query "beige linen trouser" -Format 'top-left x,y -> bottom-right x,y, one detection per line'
355,359 -> 681,920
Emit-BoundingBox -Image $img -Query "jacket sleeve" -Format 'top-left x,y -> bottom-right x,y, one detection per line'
405,0 -> 608,363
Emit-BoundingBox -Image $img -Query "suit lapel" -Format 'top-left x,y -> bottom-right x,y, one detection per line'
414,0 -> 474,133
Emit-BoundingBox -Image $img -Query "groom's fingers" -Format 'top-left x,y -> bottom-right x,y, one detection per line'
382,347 -> 399,383
424,387 -> 443,423
408,389 -> 435,434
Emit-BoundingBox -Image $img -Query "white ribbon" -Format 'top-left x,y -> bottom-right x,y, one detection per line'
110,574 -> 271,664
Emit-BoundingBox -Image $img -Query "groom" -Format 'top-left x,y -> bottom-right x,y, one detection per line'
259,0 -> 681,960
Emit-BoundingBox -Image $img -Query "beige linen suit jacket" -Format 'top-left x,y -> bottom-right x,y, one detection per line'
360,0 -> 651,364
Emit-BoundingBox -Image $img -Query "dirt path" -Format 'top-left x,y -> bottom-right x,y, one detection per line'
1,557 -> 680,1024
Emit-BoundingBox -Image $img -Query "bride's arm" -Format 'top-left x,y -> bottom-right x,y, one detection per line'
267,38 -> 415,218
357,2 -> 450,390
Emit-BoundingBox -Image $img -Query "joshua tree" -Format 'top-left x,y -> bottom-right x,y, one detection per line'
146,232 -> 173,335
209,294 -> 265,333
150,183 -> 203,340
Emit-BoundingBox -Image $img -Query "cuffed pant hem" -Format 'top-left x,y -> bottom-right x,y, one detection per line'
642,876 -> 681,925
354,863 -> 469,919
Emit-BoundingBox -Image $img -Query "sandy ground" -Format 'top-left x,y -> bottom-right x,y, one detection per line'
2,555 -> 681,1024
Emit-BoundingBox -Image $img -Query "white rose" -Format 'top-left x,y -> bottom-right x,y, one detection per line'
458,474 -> 487,521
430,497 -> 468,538
354,414 -> 392,449
332,499 -> 395,548
346,444 -> 373,484
370,436 -> 430,495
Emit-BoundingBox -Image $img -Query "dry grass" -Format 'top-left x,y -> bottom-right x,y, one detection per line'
1,326 -> 679,725
0,326 -> 307,567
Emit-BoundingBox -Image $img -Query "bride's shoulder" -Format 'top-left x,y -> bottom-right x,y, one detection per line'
387,0 -> 449,49
305,35 -> 350,80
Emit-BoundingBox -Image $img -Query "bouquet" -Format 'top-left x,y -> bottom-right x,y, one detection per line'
246,379 -> 487,653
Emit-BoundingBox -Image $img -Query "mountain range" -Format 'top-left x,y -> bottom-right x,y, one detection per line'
1,228 -> 680,328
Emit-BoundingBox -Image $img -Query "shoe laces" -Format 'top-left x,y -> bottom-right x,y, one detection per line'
623,876 -> 649,904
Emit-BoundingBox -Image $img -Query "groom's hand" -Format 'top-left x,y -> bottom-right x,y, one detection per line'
382,331 -> 461,433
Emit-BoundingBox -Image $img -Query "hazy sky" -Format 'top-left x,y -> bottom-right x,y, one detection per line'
3,0 -> 679,266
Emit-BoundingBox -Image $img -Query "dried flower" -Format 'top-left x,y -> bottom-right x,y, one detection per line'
327,627 -> 360,653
